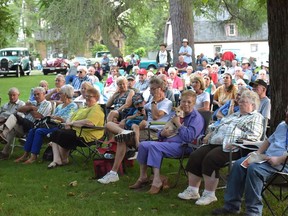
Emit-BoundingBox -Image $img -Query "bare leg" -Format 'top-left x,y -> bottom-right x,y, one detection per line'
131,124 -> 139,148
111,142 -> 126,172
50,142 -> 63,165
58,145 -> 70,164
106,122 -> 124,135
151,167 -> 162,187
188,172 -> 202,188
107,110 -> 119,123
203,172 -> 219,191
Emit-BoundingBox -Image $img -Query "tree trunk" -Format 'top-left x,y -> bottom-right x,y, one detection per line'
169,0 -> 195,68
100,21 -> 122,57
267,0 -> 288,132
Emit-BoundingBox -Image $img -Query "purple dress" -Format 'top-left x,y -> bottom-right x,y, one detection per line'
137,109 -> 205,169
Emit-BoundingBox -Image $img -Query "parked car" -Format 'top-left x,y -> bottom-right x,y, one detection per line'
139,58 -> 157,70
90,51 -> 113,65
42,53 -> 68,75
0,47 -> 31,77
69,56 -> 91,67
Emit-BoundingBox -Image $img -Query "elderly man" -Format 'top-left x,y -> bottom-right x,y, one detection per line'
175,55 -> 188,74
178,38 -> 193,65
249,79 -> 271,120
242,59 -> 253,82
0,87 -> 52,160
134,69 -> 149,92
212,106 -> 288,216
65,60 -> 80,84
0,88 -> 25,125
127,74 -> 138,93
71,66 -> 92,97
101,54 -> 110,75
98,76 -> 173,184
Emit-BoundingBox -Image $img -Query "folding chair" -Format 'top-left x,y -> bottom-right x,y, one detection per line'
261,156 -> 288,216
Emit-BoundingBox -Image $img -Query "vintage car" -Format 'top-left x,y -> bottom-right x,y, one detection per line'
0,47 -> 31,77
42,53 -> 68,75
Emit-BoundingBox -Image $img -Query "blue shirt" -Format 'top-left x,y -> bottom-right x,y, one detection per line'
266,121 -> 288,157
179,45 -> 193,64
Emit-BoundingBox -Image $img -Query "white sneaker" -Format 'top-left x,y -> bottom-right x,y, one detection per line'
195,191 -> 217,205
177,187 -> 200,200
97,172 -> 119,184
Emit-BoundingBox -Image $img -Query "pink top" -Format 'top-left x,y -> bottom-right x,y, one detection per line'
106,77 -> 113,86
172,76 -> 184,90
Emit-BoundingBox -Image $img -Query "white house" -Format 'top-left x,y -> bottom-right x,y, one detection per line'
165,15 -> 269,64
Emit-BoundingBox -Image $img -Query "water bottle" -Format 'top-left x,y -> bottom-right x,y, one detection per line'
104,153 -> 114,159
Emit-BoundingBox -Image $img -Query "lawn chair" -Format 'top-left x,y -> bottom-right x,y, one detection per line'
70,104 -> 107,164
261,156 -> 288,216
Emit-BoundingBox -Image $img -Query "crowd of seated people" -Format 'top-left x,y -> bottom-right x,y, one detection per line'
0,48 -> 279,215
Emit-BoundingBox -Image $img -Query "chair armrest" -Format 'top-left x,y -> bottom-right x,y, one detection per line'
231,140 -> 262,151
149,121 -> 166,125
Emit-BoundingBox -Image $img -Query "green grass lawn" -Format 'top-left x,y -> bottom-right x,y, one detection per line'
0,72 -> 285,216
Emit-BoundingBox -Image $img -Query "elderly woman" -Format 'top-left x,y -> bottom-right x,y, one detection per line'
128,90 -> 204,194
14,85 -> 78,164
178,90 -> 264,206
48,88 -> 104,168
213,73 -> 237,110
168,67 -> 184,92
98,76 -> 174,184
106,76 -> 135,123
182,66 -> 193,87
74,81 -> 94,108
45,74 -> 66,104
190,75 -> 210,111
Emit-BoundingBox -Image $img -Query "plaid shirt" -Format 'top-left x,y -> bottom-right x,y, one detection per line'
71,75 -> 92,91
210,110 -> 264,152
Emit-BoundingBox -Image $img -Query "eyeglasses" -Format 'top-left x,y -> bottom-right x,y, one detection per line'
78,71 -> 84,74
238,83 -> 244,86
204,77 -> 209,80
55,79 -> 61,82
223,77 -> 230,79
85,95 -> 95,99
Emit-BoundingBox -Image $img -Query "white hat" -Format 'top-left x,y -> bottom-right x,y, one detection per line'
182,38 -> 188,43
262,61 -> 269,68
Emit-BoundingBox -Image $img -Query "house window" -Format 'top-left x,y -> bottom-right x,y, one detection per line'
251,44 -> 258,52
225,23 -> 237,36
214,45 -> 222,53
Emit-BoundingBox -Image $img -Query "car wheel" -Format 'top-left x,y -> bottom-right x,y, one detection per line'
148,65 -> 156,71
43,69 -> 48,75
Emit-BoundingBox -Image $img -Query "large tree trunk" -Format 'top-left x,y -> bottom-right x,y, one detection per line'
101,24 -> 122,57
267,0 -> 288,132
169,0 -> 195,68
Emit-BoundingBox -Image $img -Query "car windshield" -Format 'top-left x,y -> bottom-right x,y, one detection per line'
0,51 -> 20,57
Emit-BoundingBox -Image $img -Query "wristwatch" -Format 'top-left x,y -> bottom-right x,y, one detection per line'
151,101 -> 157,105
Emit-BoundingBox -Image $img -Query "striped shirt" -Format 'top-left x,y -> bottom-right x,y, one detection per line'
71,75 -> 92,91
25,100 -> 52,122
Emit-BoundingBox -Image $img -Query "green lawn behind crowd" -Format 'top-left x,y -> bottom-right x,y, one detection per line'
0,72 -> 284,216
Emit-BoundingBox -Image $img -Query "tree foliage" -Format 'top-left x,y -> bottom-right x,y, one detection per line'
0,0 -> 17,47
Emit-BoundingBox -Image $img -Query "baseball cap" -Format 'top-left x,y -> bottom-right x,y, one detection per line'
249,79 -> 268,89
182,38 -> 188,43
138,68 -> 147,75
127,75 -> 135,80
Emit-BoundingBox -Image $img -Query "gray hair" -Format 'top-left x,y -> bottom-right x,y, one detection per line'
55,74 -> 65,81
116,76 -> 128,84
240,90 -> 260,111
60,85 -> 74,99
8,87 -> 20,95
149,76 -> 165,91
33,87 -> 46,94
168,67 -> 177,75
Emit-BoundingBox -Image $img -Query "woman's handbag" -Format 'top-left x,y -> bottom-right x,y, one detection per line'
34,116 -> 62,129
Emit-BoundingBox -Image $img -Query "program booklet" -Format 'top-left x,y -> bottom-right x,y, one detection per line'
241,152 -> 267,169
